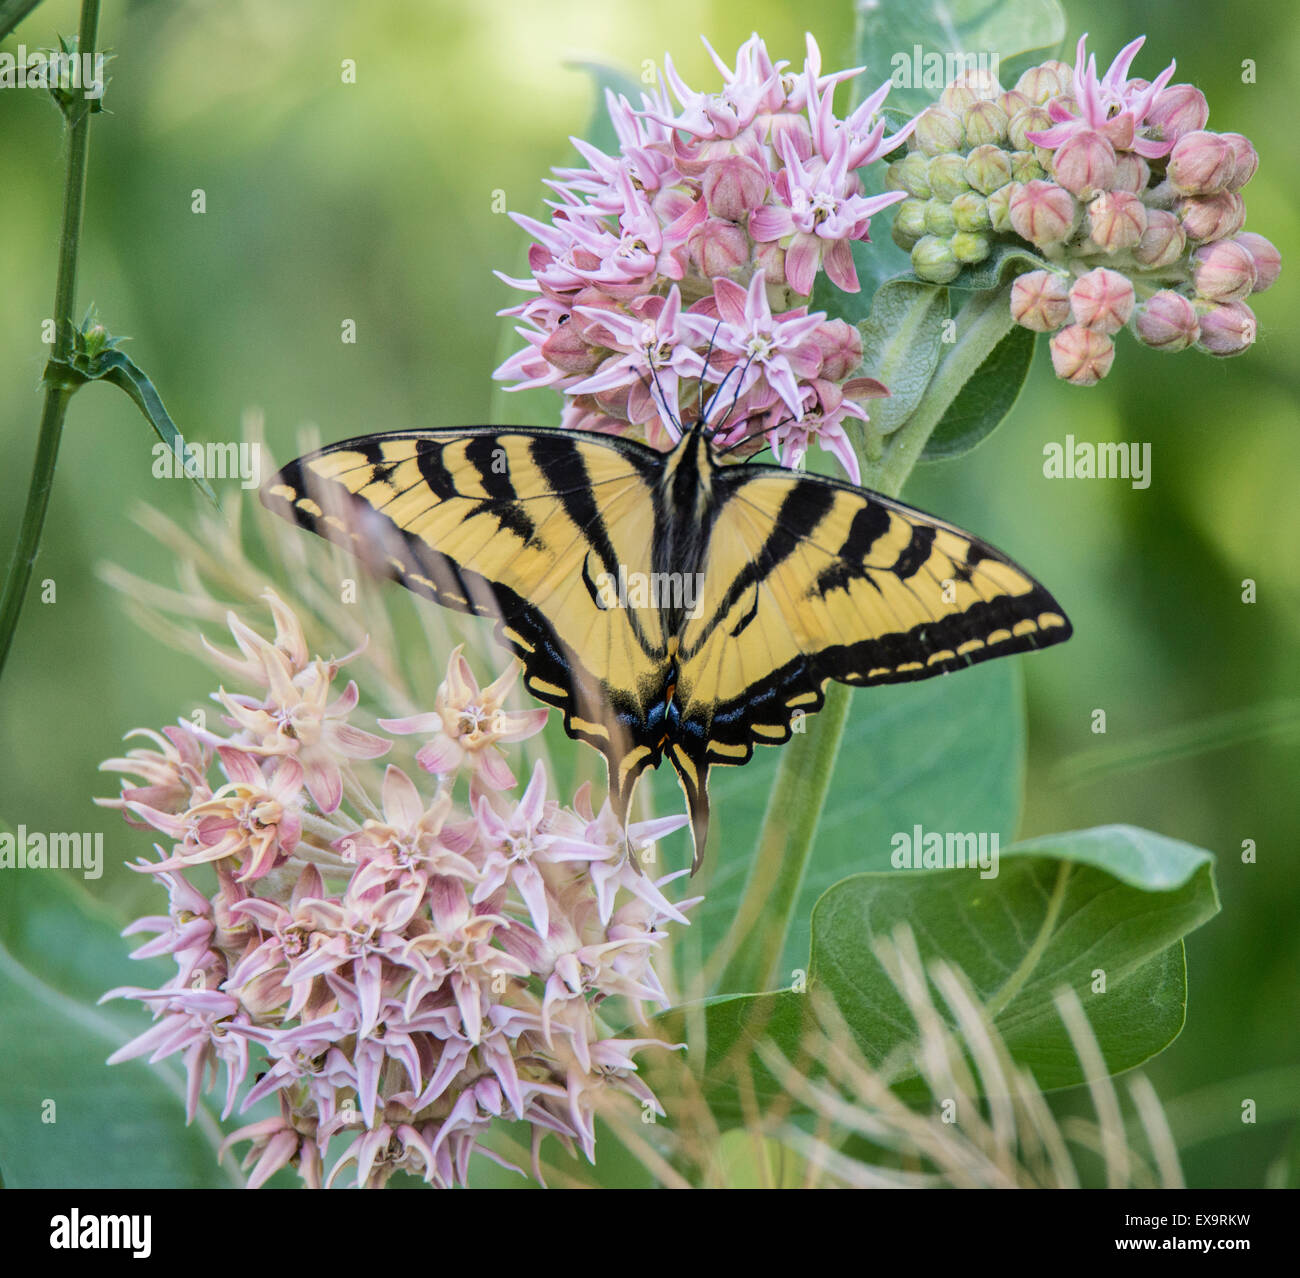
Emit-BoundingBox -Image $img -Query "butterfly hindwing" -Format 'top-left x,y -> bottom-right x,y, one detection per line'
261,428 -> 673,815
669,463 -> 1072,828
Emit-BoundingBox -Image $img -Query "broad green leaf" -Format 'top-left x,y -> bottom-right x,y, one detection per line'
852,0 -> 1068,115
855,278 -> 949,436
921,322 -> 1036,461
0,872 -> 234,1187
665,660 -> 1024,989
661,825 -> 1219,1125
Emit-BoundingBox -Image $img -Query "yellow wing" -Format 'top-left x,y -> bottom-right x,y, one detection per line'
261,428 -> 673,814
664,465 -> 1071,854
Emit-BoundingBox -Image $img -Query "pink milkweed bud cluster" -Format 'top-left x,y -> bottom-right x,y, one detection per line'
98,593 -> 696,1188
493,33 -> 904,482
892,34 -> 1279,384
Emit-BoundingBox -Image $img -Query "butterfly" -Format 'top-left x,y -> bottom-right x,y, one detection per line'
261,419 -> 1071,872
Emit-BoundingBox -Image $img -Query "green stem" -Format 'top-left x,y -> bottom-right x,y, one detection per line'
712,281 -> 1017,994
0,0 -> 101,683
711,680 -> 853,995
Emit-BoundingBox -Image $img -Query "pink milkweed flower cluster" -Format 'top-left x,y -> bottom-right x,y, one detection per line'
493,33 -> 903,483
98,592 -> 696,1188
892,34 -> 1279,384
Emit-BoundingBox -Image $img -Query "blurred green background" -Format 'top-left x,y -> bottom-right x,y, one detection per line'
1,0 -> 1296,1187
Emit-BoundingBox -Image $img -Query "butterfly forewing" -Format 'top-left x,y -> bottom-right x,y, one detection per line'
262,428 -> 674,814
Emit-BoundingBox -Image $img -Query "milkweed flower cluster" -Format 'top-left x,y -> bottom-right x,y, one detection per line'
97,592 -> 695,1188
890,34 -> 1279,384
493,32 -> 905,482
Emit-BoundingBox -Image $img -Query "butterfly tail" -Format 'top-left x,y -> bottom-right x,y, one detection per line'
668,747 -> 711,875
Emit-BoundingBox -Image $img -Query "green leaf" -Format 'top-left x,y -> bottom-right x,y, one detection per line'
668,660 -> 1024,988
0,0 -> 44,42
664,825 -> 1219,1125
44,344 -> 219,505
949,240 -> 1049,294
0,872 -> 235,1187
855,278 -> 949,437
851,0 -> 1068,116
921,322 -> 1035,461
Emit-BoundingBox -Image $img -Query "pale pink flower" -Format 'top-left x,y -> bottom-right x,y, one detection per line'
1027,34 -> 1177,158
379,645 -> 547,791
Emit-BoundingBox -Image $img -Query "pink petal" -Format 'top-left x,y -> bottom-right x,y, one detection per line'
474,747 -> 517,792
381,765 -> 425,828
303,756 -> 343,813
823,238 -> 860,293
784,232 -> 822,297
417,735 -> 466,776
748,204 -> 795,242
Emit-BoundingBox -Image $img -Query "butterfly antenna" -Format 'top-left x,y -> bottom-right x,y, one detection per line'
696,321 -> 723,426
637,358 -> 682,439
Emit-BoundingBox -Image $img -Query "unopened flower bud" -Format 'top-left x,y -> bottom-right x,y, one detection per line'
940,83 -> 979,115
1218,133 -> 1258,190
963,100 -> 1008,147
987,183 -> 1014,232
911,234 -> 961,284
542,319 -> 603,373
1087,190 -> 1148,253
1008,104 -> 1052,150
1050,129 -> 1117,197
1112,152 -> 1150,195
924,198 -> 957,237
1069,268 -> 1135,334
913,106 -> 964,155
1050,324 -> 1115,385
1178,191 -> 1245,242
1145,83 -> 1210,144
1010,270 -> 1071,331
1233,231 -> 1281,292
1133,208 -> 1187,269
951,191 -> 992,231
952,66 -> 1002,100
964,144 -> 1013,194
887,152 -> 932,199
927,152 -> 970,201
951,230 -> 991,263
1192,238 -> 1257,301
998,89 -> 1032,119
1009,179 -> 1077,245
1133,291 -> 1200,351
689,217 -> 750,277
809,319 -> 863,382
1009,150 -> 1045,184
702,155 -> 768,220
893,197 -> 929,244
1015,62 -> 1070,104
1168,131 -> 1236,195
1195,299 -> 1257,355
